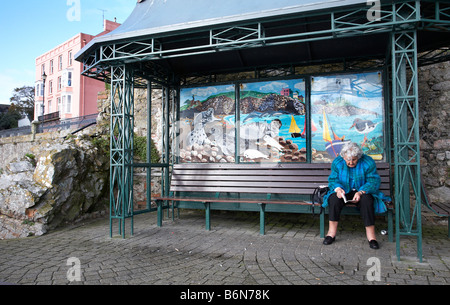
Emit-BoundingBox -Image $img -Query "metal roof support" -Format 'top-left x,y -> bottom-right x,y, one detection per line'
109,64 -> 135,238
391,29 -> 422,262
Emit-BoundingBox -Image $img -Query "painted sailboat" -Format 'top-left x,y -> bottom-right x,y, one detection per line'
322,108 -> 350,157
289,116 -> 318,139
289,116 -> 302,138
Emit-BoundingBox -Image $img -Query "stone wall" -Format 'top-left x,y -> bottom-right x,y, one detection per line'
419,61 -> 450,205
0,133 -> 109,239
0,131 -> 71,170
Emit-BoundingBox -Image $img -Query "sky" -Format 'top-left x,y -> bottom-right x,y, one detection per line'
0,0 -> 136,105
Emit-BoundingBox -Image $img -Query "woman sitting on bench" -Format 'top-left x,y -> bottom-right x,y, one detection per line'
322,142 -> 390,250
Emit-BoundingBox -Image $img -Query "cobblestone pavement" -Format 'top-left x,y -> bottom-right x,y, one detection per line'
0,210 -> 449,286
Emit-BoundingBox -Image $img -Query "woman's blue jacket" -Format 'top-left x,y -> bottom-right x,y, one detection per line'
322,155 -> 391,214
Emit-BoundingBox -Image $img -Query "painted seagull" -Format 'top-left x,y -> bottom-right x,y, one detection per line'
349,118 -> 380,145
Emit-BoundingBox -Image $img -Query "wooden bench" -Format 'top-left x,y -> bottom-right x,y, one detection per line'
421,180 -> 450,238
154,163 -> 394,241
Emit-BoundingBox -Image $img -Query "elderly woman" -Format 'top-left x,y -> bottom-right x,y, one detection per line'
322,142 -> 389,249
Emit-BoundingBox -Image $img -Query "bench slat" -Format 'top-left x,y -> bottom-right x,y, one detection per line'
156,196 -> 317,206
172,169 -> 331,176
173,186 -> 324,194
172,175 -> 390,183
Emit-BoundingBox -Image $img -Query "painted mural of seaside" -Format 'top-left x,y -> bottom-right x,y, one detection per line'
310,72 -> 385,162
177,72 -> 385,164
179,84 -> 236,163
238,79 -> 307,162
178,79 -> 309,163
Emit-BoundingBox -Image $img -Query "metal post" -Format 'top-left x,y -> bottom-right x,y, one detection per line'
146,80 -> 152,211
109,64 -> 135,238
391,29 -> 422,262
259,203 -> 266,236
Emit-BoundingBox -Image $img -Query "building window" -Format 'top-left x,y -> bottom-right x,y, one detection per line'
66,95 -> 72,113
62,70 -> 73,88
50,60 -> 54,74
57,97 -> 61,112
49,81 -> 53,95
41,64 -> 45,76
58,55 -> 63,70
58,77 -> 62,91
68,71 -> 72,87
68,51 -> 73,66
62,94 -> 72,114
48,100 -> 52,113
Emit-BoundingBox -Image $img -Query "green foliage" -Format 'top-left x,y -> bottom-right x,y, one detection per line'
0,104 -> 22,130
91,136 -> 110,158
10,86 -> 35,121
22,219 -> 35,226
90,133 -> 160,163
134,134 -> 160,163
25,153 -> 35,160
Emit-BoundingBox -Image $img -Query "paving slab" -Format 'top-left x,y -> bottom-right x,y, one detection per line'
0,210 -> 448,287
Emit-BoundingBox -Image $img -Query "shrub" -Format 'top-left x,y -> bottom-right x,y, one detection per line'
134,134 -> 160,164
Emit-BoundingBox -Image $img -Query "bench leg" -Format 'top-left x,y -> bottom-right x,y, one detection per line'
157,201 -> 163,227
205,202 -> 211,231
320,208 -> 325,238
259,203 -> 266,236
388,209 -> 394,243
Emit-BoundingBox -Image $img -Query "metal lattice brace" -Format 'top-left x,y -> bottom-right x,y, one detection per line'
110,65 -> 135,238
391,29 -> 423,262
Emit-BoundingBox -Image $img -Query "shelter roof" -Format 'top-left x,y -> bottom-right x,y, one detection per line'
75,0 -> 370,62
76,0 -> 450,79
91,0 -> 368,43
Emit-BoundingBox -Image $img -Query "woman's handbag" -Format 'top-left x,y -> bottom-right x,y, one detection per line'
311,185 -> 329,215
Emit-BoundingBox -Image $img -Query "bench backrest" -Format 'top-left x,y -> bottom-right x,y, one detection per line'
170,163 -> 391,197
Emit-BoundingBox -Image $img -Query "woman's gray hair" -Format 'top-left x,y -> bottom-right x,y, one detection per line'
340,142 -> 363,159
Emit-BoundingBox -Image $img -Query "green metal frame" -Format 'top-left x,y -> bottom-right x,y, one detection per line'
391,29 -> 424,262
78,1 -> 450,261
109,65 -> 135,238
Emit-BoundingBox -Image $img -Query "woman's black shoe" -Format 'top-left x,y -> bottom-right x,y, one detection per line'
369,240 -> 379,249
323,236 -> 335,245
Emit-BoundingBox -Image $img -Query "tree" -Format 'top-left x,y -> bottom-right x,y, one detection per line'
10,86 -> 35,121
0,104 -> 22,130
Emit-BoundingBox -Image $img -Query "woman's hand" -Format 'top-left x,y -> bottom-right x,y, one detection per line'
335,187 -> 346,199
352,191 -> 364,203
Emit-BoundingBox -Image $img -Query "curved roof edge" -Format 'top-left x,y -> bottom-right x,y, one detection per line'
75,0 -> 368,61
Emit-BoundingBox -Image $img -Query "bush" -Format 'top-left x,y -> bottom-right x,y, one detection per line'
92,133 -> 160,164
134,134 -> 161,164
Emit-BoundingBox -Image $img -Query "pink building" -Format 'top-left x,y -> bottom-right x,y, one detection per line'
35,20 -> 120,121
280,88 -> 291,97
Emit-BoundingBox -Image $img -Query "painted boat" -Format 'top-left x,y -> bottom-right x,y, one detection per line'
322,108 -> 350,158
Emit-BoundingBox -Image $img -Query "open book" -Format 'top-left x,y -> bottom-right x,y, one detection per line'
343,196 -> 357,204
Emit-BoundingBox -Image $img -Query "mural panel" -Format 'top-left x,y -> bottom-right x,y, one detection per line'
310,72 -> 385,162
177,72 -> 385,164
239,79 -> 307,163
179,85 -> 236,163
